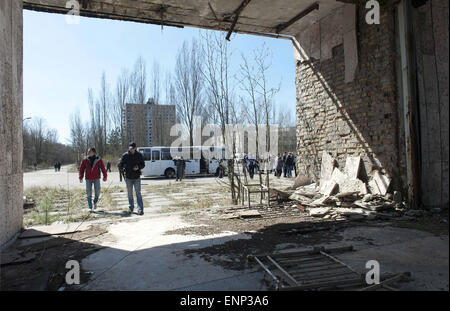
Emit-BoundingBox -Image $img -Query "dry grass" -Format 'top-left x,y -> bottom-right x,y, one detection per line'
23,186 -> 121,227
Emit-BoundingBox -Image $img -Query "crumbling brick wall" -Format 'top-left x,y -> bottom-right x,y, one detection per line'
295,6 -> 404,191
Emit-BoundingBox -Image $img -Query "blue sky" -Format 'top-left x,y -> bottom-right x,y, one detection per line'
23,10 -> 296,144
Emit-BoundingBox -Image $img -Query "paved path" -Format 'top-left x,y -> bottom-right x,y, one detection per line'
23,164 -> 221,191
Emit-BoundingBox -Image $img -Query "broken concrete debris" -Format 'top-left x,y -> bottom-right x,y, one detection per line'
220,209 -> 262,219
319,180 -> 338,196
319,151 -> 335,182
368,170 -> 391,196
291,174 -> 312,190
283,152 -> 415,221
344,156 -> 362,179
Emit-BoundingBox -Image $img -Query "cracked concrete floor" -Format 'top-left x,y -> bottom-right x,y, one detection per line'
3,172 -> 448,291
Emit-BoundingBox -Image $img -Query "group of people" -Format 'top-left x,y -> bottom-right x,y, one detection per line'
78,145 -> 298,215
78,142 -> 145,215
53,161 -> 62,172
241,153 -> 297,179
274,152 -> 297,178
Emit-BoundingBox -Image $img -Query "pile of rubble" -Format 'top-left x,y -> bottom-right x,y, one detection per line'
278,151 -> 425,221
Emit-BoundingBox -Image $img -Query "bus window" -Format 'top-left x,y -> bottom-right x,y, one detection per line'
161,148 -> 172,160
152,150 -> 160,161
142,148 -> 151,161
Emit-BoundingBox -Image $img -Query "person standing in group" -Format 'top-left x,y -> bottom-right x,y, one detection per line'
286,152 -> 294,177
174,157 -> 183,181
218,159 -> 225,178
276,154 -> 283,178
106,161 -> 112,172
118,142 -> 145,215
248,157 -> 256,179
293,154 -> 298,177
79,147 -> 107,212
176,156 -> 190,181
282,152 -> 288,177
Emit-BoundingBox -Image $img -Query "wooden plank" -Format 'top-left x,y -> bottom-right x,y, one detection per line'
290,264 -> 349,276
319,251 -> 360,275
280,277 -> 364,291
275,2 -> 319,33
278,259 -> 338,271
271,245 -> 353,259
358,273 -> 410,291
266,256 -> 298,286
294,270 -> 356,282
251,256 -> 281,289
226,0 -> 252,41
277,254 -> 327,264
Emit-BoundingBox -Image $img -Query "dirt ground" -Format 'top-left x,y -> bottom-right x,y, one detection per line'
168,208 -> 449,271
2,172 -> 448,291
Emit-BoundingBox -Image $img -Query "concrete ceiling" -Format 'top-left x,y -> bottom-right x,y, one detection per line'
23,0 -> 346,39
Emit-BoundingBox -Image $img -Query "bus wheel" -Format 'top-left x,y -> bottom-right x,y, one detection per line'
165,168 -> 175,179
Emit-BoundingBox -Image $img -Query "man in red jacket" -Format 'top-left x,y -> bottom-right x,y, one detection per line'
79,147 -> 107,211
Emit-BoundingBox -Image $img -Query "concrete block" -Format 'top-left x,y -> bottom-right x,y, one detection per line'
308,206 -> 332,216
339,178 -> 367,194
320,151 -> 335,182
292,173 -> 312,189
372,171 -> 391,196
319,180 -> 338,196
344,156 -> 361,179
331,167 -> 346,184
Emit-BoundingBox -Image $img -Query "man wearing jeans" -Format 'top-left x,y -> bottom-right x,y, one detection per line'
119,142 -> 146,215
79,147 -> 107,212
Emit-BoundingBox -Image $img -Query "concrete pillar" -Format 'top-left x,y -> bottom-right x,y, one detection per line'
0,0 -> 23,247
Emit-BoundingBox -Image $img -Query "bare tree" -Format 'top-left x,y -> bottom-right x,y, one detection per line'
114,68 -> 130,148
29,117 -> 46,164
201,31 -> 243,204
238,52 -> 263,159
130,56 -> 147,106
70,109 -> 88,164
98,72 -> 111,156
174,39 -> 204,157
129,56 -> 148,146
254,44 -> 280,157
151,60 -> 161,105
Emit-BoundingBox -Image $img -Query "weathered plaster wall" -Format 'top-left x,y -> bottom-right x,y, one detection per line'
294,6 -> 403,191
412,0 -> 449,208
0,0 -> 23,247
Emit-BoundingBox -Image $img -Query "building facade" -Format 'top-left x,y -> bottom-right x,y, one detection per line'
122,99 -> 176,147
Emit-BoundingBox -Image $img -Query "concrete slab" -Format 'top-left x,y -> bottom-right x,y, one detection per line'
371,171 -> 391,196
76,214 -> 258,290
319,180 -> 338,196
19,223 -> 92,239
345,156 -> 361,179
320,151 -> 335,183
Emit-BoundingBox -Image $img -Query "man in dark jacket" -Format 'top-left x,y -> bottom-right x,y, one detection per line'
118,142 -> 145,215
79,147 -> 107,211
174,157 -> 182,181
282,152 -> 288,177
